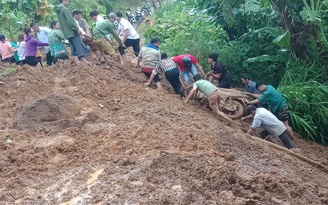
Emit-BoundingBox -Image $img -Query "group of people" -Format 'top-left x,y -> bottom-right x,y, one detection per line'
138,36 -> 295,149
0,0 -> 142,66
0,0 -> 296,150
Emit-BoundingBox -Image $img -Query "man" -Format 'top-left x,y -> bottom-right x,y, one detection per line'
137,37 -> 162,89
90,10 -> 104,24
241,73 -> 261,94
240,74 -> 263,121
145,52 -> 185,98
30,22 -> 52,65
185,74 -> 232,122
247,83 -> 295,140
116,12 -> 141,61
207,53 -> 231,88
55,0 -> 89,65
246,105 -> 294,149
93,13 -> 124,61
73,10 -> 91,36
172,54 -> 206,85
126,8 -> 133,23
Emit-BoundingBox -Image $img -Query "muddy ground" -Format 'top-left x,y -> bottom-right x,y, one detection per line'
0,56 -> 328,205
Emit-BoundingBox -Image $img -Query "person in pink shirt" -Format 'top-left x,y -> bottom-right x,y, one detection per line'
0,34 -> 17,63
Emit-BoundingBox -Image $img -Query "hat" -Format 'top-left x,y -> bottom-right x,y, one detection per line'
182,56 -> 192,69
108,12 -> 118,19
246,105 -> 257,114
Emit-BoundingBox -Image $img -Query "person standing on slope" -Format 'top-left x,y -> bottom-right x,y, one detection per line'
30,22 -> 52,66
116,11 -> 141,62
55,0 -> 89,65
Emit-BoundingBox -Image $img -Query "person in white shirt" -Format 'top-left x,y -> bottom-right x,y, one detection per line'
17,34 -> 26,64
30,22 -> 52,65
246,105 -> 294,149
90,10 -> 111,42
115,12 -> 140,62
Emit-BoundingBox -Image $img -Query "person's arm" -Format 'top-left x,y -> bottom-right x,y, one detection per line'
33,38 -> 49,47
122,29 -> 129,45
145,72 -> 156,86
211,72 -> 221,79
241,114 -> 254,121
108,24 -> 123,46
184,85 -> 197,103
247,127 -> 254,135
247,99 -> 260,105
196,63 -> 206,77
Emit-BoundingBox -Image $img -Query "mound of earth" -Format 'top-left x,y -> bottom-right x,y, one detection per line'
14,94 -> 80,131
0,56 -> 327,205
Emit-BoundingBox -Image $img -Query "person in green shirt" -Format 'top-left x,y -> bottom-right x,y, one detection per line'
49,20 -> 69,63
55,0 -> 89,65
185,74 -> 232,122
93,13 -> 124,62
247,83 -> 294,140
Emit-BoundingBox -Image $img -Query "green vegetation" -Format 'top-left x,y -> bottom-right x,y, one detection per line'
0,67 -> 17,77
145,0 -> 328,144
0,0 -> 147,41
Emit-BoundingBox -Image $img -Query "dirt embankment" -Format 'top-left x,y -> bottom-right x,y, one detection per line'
0,57 -> 327,205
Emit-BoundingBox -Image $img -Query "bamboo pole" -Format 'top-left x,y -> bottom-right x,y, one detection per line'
245,134 -> 328,174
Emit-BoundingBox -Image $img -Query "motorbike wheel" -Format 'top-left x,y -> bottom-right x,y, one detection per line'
221,98 -> 245,120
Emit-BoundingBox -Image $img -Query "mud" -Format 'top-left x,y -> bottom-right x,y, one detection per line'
0,55 -> 328,205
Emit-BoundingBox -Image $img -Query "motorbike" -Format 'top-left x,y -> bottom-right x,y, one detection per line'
130,8 -> 143,28
188,87 -> 250,119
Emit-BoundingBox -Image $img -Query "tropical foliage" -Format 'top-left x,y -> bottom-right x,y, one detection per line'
145,0 -> 328,144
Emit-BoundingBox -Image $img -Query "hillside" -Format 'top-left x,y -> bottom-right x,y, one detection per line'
0,57 -> 328,205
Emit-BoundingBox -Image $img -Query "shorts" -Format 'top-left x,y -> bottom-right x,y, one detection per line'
94,38 -> 115,55
275,105 -> 289,122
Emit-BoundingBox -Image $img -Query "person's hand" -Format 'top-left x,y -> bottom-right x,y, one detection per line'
121,43 -> 127,48
241,117 -> 246,121
184,99 -> 188,104
78,30 -> 82,36
110,41 -> 116,45
244,99 -> 250,104
144,82 -> 150,86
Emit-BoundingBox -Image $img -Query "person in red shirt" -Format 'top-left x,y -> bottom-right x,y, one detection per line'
172,54 -> 206,85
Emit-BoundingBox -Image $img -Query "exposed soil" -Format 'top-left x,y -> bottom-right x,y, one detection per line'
0,55 -> 328,205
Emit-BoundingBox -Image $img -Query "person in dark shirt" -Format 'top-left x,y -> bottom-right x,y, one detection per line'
207,53 -> 231,88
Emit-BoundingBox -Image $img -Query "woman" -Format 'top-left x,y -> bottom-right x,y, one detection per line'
17,34 -> 26,64
24,27 -> 49,67
0,34 -> 17,63
49,21 -> 68,63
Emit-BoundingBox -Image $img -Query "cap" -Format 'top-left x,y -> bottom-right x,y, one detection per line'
108,12 -> 118,19
182,56 -> 192,69
0,34 -> 5,41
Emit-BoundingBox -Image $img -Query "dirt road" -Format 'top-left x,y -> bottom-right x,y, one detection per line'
0,57 -> 327,204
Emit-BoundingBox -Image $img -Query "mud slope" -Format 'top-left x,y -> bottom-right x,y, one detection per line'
0,58 -> 327,205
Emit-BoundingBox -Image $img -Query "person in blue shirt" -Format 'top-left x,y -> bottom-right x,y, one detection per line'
241,74 -> 261,94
